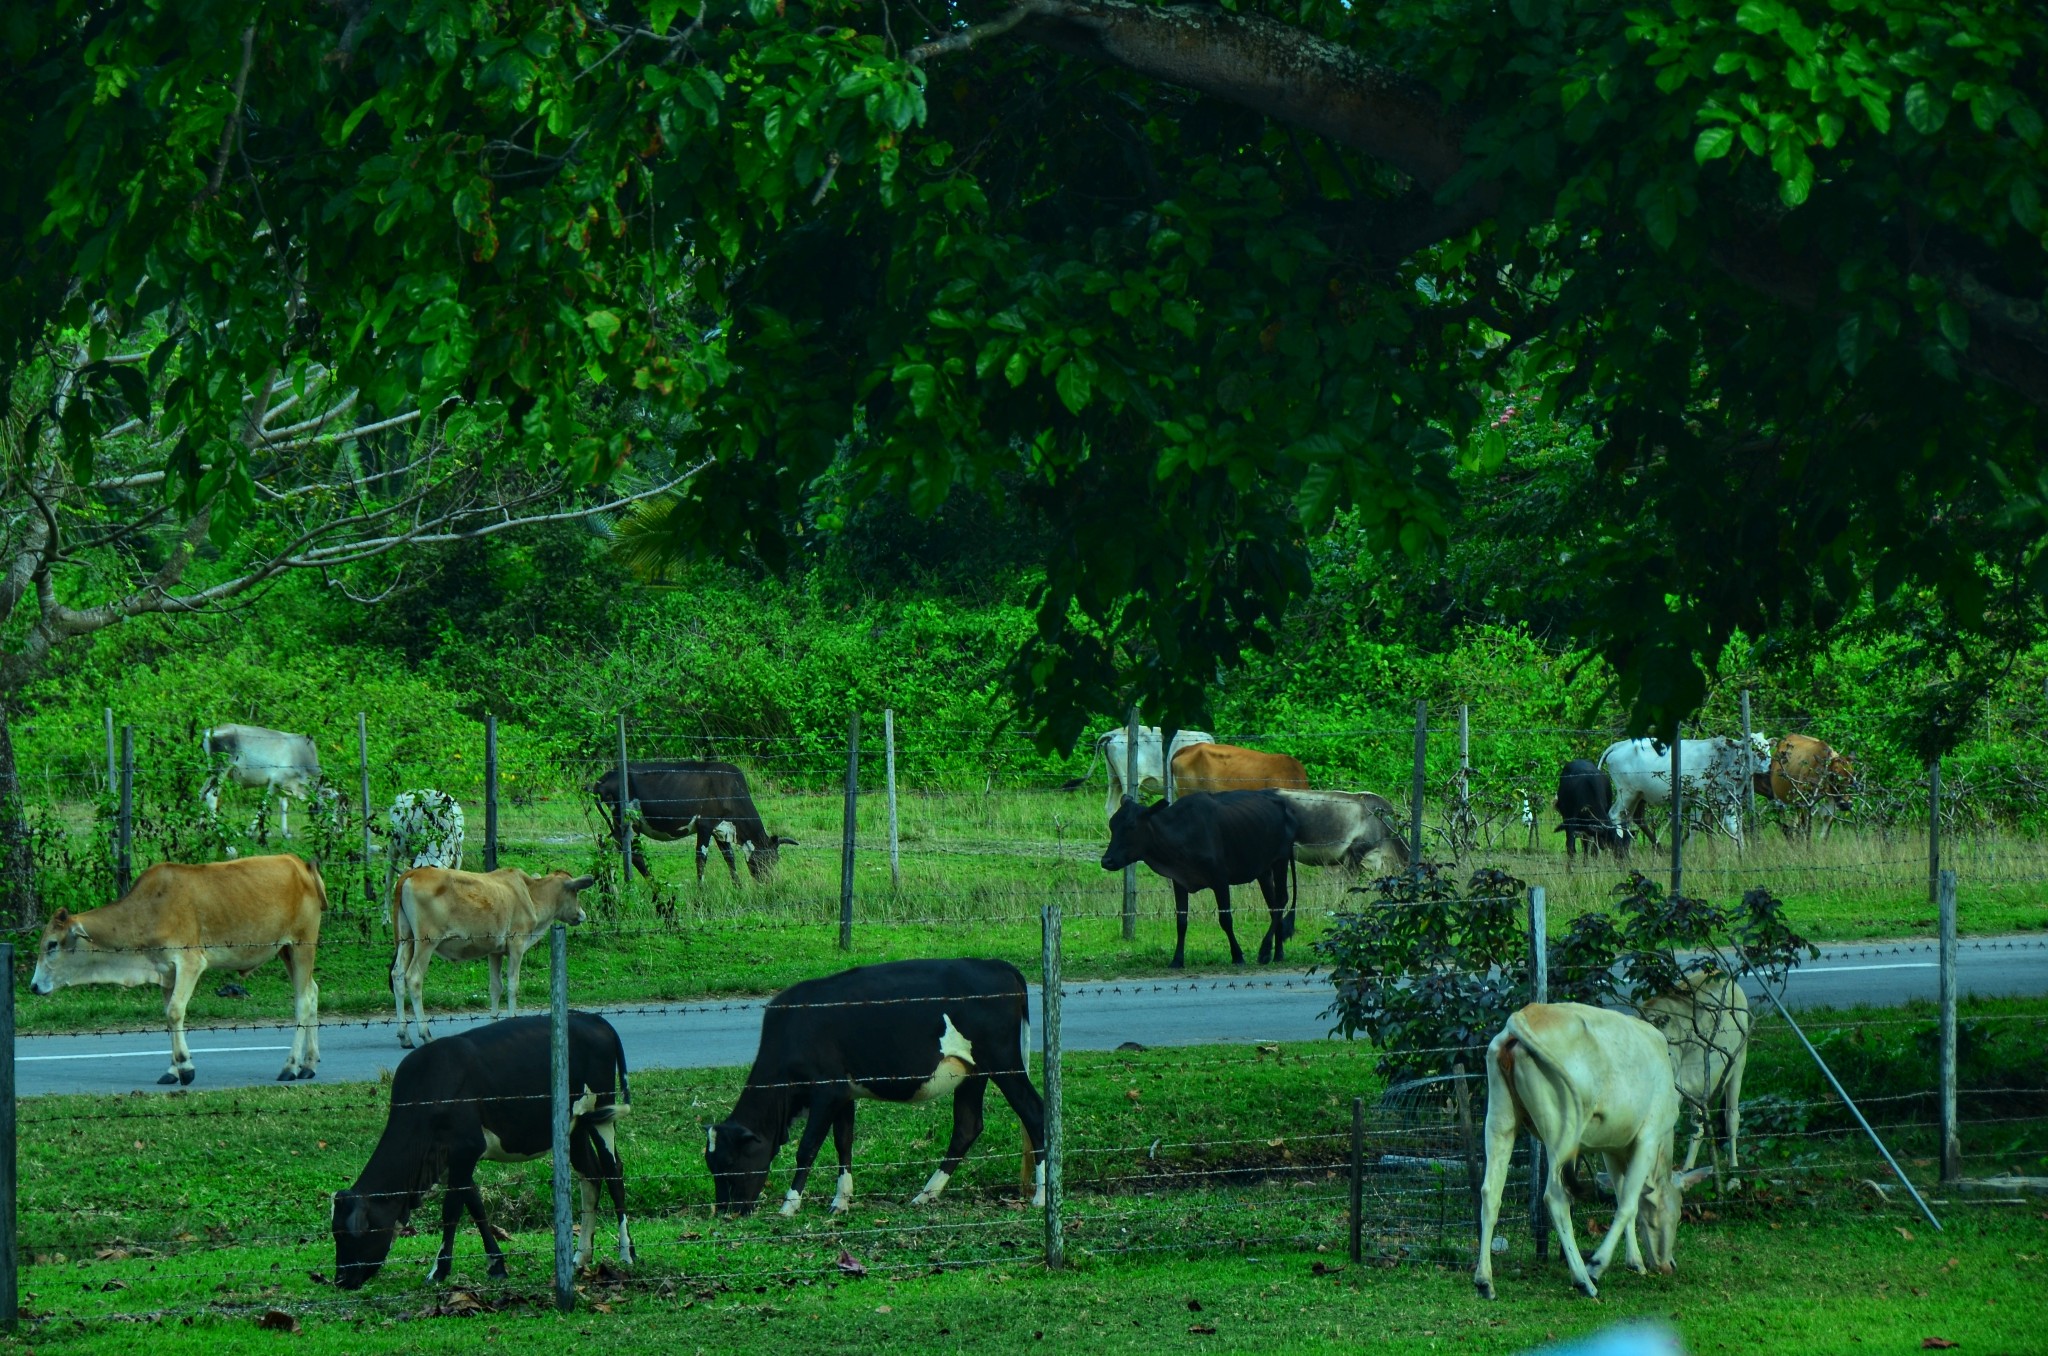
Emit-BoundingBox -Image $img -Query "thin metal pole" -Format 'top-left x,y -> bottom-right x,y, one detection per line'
884,709 -> 901,891
1669,723 -> 1683,897
1756,982 -> 1943,1231
617,716 -> 633,905
1409,700 -> 1427,868
1739,690 -> 1755,843
1938,868 -> 1960,1184
1527,885 -> 1548,1257
117,725 -> 133,896
549,923 -> 575,1311
839,713 -> 859,951
1348,1096 -> 1364,1264
483,716 -> 499,872
1041,900 -> 1065,1268
357,713 -> 373,904
0,942 -> 15,1331
1122,706 -> 1139,942
1928,760 -> 1942,914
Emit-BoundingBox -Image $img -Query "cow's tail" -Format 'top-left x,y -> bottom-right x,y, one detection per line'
1500,1015 -> 1597,1200
610,1033 -> 633,1120
1282,849 -> 1298,941
1017,985 -> 1038,1191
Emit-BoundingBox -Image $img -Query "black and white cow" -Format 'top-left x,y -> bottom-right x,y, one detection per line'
201,723 -> 323,837
331,1013 -> 631,1288
1273,789 -> 1408,875
704,959 -> 1045,1217
1099,789 -> 1300,967
1553,759 -> 1627,861
591,760 -> 797,884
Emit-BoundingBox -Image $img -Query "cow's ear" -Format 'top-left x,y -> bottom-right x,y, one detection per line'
345,1197 -> 370,1236
565,875 -> 597,893
705,1125 -> 718,1155
50,907 -> 70,926
68,921 -> 88,942
1675,1165 -> 1716,1191
775,836 -> 800,848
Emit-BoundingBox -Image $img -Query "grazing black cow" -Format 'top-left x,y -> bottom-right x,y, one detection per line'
1098,789 -> 1300,967
591,760 -> 798,884
705,958 -> 1045,1217
1553,759 -> 1628,861
331,1013 -> 632,1289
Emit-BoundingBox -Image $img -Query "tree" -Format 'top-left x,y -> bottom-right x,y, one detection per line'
9,0 -> 2044,753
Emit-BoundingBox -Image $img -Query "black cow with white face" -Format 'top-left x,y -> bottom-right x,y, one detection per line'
1099,789 -> 1300,967
331,1013 -> 632,1289
1554,759 -> 1628,861
592,760 -> 797,884
705,959 -> 1045,1217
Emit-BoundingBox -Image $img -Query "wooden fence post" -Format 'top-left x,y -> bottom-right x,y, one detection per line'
1938,868 -> 1960,1185
840,713 -> 859,951
357,712 -> 373,904
0,941 -> 15,1331
1041,899 -> 1065,1268
1739,689 -> 1755,842
1348,1096 -> 1364,1264
1669,722 -> 1683,897
616,716 -> 633,904
884,709 -> 901,892
1409,701 -> 1427,868
483,715 -> 499,872
1527,884 -> 1549,1257
1456,704 -> 1471,849
1122,705 -> 1139,942
1928,759 -> 1942,914
549,923 -> 574,1312
117,725 -> 133,897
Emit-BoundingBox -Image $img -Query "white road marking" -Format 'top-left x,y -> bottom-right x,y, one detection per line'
20,1044 -> 290,1062
1788,963 -> 1936,975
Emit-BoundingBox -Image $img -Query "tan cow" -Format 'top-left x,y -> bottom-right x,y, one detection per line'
1635,970 -> 1751,1185
1169,743 -> 1310,796
1754,733 -> 1855,840
29,854 -> 326,1085
1474,1003 -> 1712,1300
391,867 -> 597,1047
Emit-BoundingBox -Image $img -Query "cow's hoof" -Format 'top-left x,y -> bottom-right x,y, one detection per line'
178,1067 -> 196,1086
1474,1280 -> 1496,1301
488,1260 -> 509,1280
1575,1277 -> 1599,1298
426,1264 -> 450,1285
157,1072 -> 180,1086
277,1068 -> 295,1082
298,1068 -> 318,1080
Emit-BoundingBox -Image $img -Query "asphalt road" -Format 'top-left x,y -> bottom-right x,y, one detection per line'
16,934 -> 2047,1097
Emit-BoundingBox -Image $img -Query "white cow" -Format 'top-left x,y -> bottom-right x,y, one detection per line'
385,789 -> 466,896
1077,726 -> 1215,817
201,724 -> 323,837
1636,970 -> 1751,1185
1598,735 -> 1769,846
1474,1002 -> 1713,1299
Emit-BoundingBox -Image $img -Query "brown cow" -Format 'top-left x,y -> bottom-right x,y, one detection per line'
1169,743 -> 1310,796
391,867 -> 597,1047
29,854 -> 326,1085
1753,734 -> 1854,840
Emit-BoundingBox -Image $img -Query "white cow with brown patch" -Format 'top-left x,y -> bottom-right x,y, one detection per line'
29,854 -> 326,1085
389,866 -> 596,1048
1636,970 -> 1752,1184
1473,1002 -> 1712,1299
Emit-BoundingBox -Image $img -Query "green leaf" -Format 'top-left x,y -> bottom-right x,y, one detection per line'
1694,127 -> 1735,164
1640,181 -> 1681,249
583,309 -> 622,341
1734,1 -> 1779,34
2012,177 -> 2043,233
897,361 -> 938,416
1903,82 -> 1947,134
1835,313 -> 1865,376
1936,299 -> 1969,351
1054,359 -> 1092,414
1160,300 -> 1198,339
2009,103 -> 2045,147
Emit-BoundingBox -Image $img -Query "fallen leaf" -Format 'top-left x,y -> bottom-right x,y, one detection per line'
590,1301 -> 614,1314
1921,1340 -> 1959,1350
255,1309 -> 301,1334
876,1305 -> 892,1314
1943,1257 -> 1960,1271
1125,1089 -> 1141,1103
835,1250 -> 868,1279
133,1140 -> 144,1152
1189,1325 -> 1218,1335
1267,1137 -> 1285,1148
1897,1227 -> 1915,1241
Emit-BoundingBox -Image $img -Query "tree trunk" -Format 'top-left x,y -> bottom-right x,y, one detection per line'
0,699 -> 38,930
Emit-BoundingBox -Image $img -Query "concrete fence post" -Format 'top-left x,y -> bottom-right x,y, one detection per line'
1928,760 -> 1942,914
1938,868 -> 1960,1185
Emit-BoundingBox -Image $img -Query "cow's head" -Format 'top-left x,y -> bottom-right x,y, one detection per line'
1600,1159 -> 1715,1274
531,871 -> 597,925
330,1188 -> 398,1289
1825,751 -> 1857,812
742,835 -> 800,881
30,909 -> 93,995
1099,800 -> 1155,872
705,1121 -> 775,1214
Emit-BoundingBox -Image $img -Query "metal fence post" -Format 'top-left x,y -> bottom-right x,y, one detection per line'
1527,885 -> 1548,1257
616,716 -> 633,905
1928,759 -> 1942,914
483,715 -> 499,872
1739,690 -> 1755,841
1938,868 -> 1960,1185
884,709 -> 901,892
1122,706 -> 1139,942
1409,700 -> 1427,868
549,923 -> 574,1311
0,941 -> 16,1331
1669,723 -> 1683,897
357,713 -> 374,904
1041,900 -> 1065,1268
840,713 -> 859,951
1348,1096 -> 1364,1264
117,725 -> 133,897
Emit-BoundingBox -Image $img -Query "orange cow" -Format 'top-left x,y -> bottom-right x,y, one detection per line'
1169,743 -> 1310,796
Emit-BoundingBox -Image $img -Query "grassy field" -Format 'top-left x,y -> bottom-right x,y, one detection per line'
15,784 -> 2046,1038
9,1001 -> 2048,1353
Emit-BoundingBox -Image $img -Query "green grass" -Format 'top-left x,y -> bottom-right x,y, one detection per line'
17,786 -> 2047,1037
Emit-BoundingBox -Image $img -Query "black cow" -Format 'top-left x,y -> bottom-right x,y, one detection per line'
591,760 -> 798,884
331,1013 -> 632,1289
1099,789 -> 1300,967
1554,758 -> 1628,861
705,958 -> 1045,1217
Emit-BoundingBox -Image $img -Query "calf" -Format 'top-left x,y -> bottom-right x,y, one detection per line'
705,959 -> 1045,1217
591,760 -> 797,884
30,854 -> 325,1085
1099,789 -> 1299,966
200,723 -> 323,837
384,789 -> 466,894
1636,970 -> 1751,1185
390,867 -> 596,1048
332,1013 -> 631,1288
1553,759 -> 1627,861
1273,789 -> 1407,875
1474,1003 -> 1712,1299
